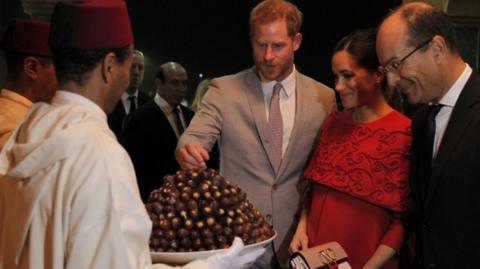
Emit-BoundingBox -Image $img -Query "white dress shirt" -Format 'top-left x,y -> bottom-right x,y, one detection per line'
120,90 -> 139,114
261,68 -> 296,157
154,94 -> 186,138
433,64 -> 472,158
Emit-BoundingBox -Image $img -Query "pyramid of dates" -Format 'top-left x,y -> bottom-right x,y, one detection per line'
146,168 -> 275,252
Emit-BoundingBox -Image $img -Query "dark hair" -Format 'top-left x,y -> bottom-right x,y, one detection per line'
155,66 -> 165,82
4,52 -> 52,82
396,3 -> 457,52
51,46 -> 130,86
334,28 -> 379,72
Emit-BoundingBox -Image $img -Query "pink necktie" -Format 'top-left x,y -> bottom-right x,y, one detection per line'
268,83 -> 283,172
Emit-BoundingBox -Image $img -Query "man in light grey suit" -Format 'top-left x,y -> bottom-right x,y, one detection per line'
176,0 -> 335,268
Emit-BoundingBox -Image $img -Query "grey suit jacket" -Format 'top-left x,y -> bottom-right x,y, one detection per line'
178,67 -> 335,268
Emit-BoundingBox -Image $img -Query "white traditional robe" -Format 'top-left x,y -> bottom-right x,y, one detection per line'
0,91 -> 208,269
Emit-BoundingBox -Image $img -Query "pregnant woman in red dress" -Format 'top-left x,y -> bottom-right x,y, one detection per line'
290,29 -> 411,269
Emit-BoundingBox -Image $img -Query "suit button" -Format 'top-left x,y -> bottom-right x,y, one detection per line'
266,214 -> 272,222
272,184 -> 278,190
423,222 -> 430,229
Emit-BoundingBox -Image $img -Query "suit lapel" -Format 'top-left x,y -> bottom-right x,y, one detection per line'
244,68 -> 277,175
111,101 -> 126,121
108,101 -> 127,137
180,105 -> 194,125
277,72 -> 306,178
151,103 -> 178,142
425,73 -> 480,210
410,106 -> 429,206
137,92 -> 149,107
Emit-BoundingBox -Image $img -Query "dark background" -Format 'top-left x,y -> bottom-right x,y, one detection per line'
1,0 -> 402,98
126,0 -> 402,100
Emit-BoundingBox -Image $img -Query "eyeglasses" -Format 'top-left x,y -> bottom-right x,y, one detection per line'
380,37 -> 433,74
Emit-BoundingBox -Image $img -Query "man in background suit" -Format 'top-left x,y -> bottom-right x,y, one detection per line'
108,49 -> 149,140
377,3 -> 480,268
123,62 -> 195,202
176,1 -> 335,267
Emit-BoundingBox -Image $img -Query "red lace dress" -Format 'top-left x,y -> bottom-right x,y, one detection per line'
303,110 -> 411,269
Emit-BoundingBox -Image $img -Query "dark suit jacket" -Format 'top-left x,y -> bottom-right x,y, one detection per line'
107,91 -> 149,141
122,101 -> 219,202
410,72 -> 480,268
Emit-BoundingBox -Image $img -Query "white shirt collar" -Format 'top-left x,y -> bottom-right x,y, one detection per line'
154,93 -> 176,114
437,64 -> 472,108
121,90 -> 138,102
261,66 -> 296,97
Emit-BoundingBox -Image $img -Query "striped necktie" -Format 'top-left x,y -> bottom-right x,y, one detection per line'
268,82 -> 283,172
174,106 -> 185,135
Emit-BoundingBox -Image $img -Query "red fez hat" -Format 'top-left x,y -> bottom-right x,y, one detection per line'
49,0 -> 133,49
1,19 -> 51,56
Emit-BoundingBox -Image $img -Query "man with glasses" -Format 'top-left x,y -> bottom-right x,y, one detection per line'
379,37 -> 433,75
377,2 -> 480,268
